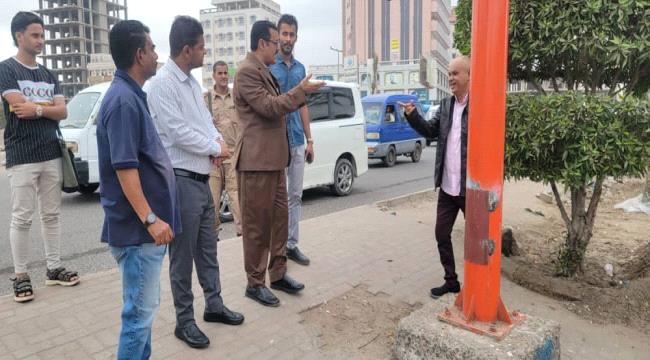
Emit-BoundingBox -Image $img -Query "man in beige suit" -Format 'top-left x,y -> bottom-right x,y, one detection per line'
233,20 -> 323,307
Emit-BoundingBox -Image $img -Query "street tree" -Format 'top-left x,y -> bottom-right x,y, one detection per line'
455,0 -> 650,276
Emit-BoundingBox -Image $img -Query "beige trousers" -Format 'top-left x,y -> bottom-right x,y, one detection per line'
7,158 -> 63,274
209,162 -> 242,235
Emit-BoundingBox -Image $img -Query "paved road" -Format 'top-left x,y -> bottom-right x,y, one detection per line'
0,147 -> 435,295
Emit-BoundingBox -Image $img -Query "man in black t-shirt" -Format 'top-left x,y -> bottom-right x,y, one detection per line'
0,12 -> 80,303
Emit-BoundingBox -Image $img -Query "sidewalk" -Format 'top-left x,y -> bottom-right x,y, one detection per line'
0,183 -> 648,359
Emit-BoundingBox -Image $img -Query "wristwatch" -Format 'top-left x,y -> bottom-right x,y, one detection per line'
35,105 -> 43,117
306,138 -> 314,144
143,212 -> 157,228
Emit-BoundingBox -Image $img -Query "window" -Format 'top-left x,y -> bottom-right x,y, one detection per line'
227,47 -> 233,56
227,33 -> 233,41
217,19 -> 223,27
59,92 -> 101,129
238,31 -> 245,40
384,105 -> 396,123
307,87 -> 356,122
250,15 -> 257,23
226,18 -> 232,26
218,33 -> 224,41
331,88 -> 356,119
306,92 -> 329,121
205,34 -> 211,42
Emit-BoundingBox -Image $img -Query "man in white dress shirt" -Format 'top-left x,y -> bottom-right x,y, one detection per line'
146,16 -> 244,349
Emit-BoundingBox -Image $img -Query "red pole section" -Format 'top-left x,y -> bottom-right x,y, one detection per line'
438,0 -> 524,340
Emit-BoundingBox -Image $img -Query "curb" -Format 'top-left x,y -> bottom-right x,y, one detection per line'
376,188 -> 435,209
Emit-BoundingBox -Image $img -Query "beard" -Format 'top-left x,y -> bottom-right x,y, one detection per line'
280,43 -> 294,56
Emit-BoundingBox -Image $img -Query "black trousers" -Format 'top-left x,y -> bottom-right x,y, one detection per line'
435,189 -> 466,284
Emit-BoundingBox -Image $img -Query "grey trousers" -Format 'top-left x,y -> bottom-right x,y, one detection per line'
286,145 -> 305,249
169,175 -> 224,327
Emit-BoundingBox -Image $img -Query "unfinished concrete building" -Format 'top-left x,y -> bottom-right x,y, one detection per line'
36,0 -> 128,99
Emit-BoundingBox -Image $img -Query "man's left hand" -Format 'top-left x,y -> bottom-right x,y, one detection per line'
305,143 -> 314,163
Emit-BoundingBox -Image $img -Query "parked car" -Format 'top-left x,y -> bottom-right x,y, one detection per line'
362,94 -> 426,167
60,80 -> 367,220
303,81 -> 368,196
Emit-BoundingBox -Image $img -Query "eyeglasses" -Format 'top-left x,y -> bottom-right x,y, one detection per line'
264,38 -> 280,47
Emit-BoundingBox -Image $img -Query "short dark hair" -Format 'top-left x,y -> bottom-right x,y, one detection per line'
212,60 -> 228,73
11,12 -> 44,47
169,16 -> 203,58
250,20 -> 277,51
109,20 -> 150,71
277,14 -> 298,33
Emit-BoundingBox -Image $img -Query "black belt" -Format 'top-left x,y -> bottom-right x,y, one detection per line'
173,168 -> 209,183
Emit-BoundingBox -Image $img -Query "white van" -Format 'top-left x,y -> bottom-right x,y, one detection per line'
59,82 -> 108,194
60,80 -> 367,198
302,81 -> 368,195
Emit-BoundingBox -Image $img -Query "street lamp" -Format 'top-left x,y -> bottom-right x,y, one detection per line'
330,45 -> 342,81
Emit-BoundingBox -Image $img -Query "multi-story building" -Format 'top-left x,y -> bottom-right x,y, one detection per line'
36,0 -> 128,99
341,0 -> 452,103
199,0 -> 281,88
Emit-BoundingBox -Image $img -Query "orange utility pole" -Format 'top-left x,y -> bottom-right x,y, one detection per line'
438,0 -> 524,340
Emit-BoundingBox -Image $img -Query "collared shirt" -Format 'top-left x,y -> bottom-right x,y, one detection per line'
145,59 -> 222,175
442,93 -> 468,196
0,57 -> 63,168
270,54 -> 306,148
211,88 -> 238,164
97,70 -> 181,247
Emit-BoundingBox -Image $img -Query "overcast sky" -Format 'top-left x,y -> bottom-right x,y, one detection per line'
0,0 -> 343,80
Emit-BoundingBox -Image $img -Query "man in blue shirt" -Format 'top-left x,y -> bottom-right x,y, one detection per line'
270,14 -> 313,266
97,20 -> 179,360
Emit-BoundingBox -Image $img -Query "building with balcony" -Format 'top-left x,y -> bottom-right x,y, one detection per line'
36,0 -> 127,99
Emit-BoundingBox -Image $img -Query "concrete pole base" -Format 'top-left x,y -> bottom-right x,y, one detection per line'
395,299 -> 560,360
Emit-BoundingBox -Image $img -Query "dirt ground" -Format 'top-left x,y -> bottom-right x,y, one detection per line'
500,178 -> 650,334
300,285 -> 421,360
298,179 -> 649,358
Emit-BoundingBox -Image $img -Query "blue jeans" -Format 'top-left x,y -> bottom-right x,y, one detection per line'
111,243 -> 166,360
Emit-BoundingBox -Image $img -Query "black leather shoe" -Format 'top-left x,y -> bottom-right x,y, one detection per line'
430,282 -> 461,299
174,323 -> 210,349
204,305 -> 245,325
270,274 -> 305,294
245,286 -> 280,307
287,246 -> 310,265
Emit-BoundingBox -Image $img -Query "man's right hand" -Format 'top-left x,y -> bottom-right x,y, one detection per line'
148,219 -> 174,246
397,101 -> 416,116
217,139 -> 231,159
299,74 -> 326,93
